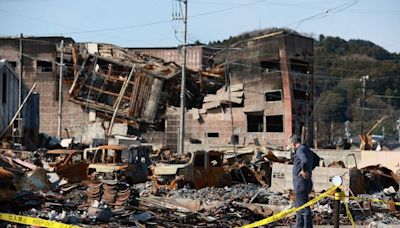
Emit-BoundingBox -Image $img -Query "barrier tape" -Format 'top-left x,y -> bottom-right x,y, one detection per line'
241,185 -> 338,228
0,213 -> 80,228
340,189 -> 356,228
348,196 -> 400,206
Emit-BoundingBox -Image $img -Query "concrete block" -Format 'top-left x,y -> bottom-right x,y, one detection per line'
270,163 -> 350,193
81,122 -> 105,145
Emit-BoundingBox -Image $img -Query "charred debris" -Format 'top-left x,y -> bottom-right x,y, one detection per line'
1,142 -> 400,227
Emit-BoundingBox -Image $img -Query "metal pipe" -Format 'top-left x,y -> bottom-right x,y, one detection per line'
334,188 -> 341,228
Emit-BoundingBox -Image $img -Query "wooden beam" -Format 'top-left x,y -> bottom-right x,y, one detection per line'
69,56 -> 89,95
82,84 -> 131,100
95,71 -> 136,85
108,66 -> 135,135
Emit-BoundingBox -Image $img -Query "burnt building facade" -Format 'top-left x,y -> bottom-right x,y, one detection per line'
165,31 -> 314,148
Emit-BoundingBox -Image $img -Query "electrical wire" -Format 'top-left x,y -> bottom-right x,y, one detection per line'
32,0 -> 266,36
285,0 -> 360,30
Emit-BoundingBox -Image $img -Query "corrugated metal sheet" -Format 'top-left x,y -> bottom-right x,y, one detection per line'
0,61 -> 21,131
0,60 -> 39,145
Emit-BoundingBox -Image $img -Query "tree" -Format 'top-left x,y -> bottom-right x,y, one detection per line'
316,91 -> 348,123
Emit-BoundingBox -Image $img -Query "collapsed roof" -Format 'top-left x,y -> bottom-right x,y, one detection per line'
63,43 -> 224,129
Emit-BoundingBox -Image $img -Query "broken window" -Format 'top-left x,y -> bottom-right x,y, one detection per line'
260,59 -> 280,72
37,61 -> 53,72
266,115 -> 284,132
265,90 -> 282,102
207,132 -> 219,138
293,89 -> 308,100
209,155 -> 222,167
8,61 -> 16,71
290,59 -> 310,73
2,71 -> 6,103
247,112 -> 264,132
231,135 -> 239,145
194,154 -> 205,167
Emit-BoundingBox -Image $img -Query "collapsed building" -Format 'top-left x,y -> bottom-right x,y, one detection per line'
0,30 -> 314,151
165,30 -> 314,150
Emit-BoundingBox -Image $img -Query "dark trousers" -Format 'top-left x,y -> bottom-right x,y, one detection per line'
294,177 -> 313,228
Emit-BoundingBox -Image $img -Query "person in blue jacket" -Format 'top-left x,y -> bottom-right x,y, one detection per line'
290,134 -> 314,228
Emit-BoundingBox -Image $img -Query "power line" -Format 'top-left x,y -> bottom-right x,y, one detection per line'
37,0 -> 266,36
285,0 -> 360,29
373,95 -> 400,99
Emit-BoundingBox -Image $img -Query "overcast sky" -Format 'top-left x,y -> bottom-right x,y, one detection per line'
0,0 -> 399,53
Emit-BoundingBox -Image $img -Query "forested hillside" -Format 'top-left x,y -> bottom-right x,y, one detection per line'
314,35 -> 400,142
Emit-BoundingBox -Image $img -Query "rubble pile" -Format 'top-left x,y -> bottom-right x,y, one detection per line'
1,146 -> 400,227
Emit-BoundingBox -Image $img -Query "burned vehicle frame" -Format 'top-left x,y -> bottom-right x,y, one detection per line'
152,150 -> 231,190
81,145 -> 151,184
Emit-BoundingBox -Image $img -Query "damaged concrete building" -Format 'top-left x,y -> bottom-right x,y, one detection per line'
165,30 -> 314,150
0,30 -> 313,151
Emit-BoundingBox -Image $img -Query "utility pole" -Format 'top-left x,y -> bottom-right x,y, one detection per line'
177,0 -> 187,155
397,118 -> 400,143
57,40 -> 64,138
18,33 -> 23,110
360,75 -> 369,134
15,33 -> 24,142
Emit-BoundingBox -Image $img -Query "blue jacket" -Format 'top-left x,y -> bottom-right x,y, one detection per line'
292,144 -> 313,194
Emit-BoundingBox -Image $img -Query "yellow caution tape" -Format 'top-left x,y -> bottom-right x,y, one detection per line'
242,183 -> 400,228
327,194 -> 400,207
340,189 -> 356,228
349,196 -> 400,206
0,213 -> 80,228
241,185 -> 338,228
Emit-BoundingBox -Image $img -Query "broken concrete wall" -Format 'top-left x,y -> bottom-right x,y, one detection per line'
80,121 -> 128,145
181,30 -> 314,148
359,150 -> 400,172
284,34 -> 314,144
128,46 -> 214,71
166,106 -> 288,150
